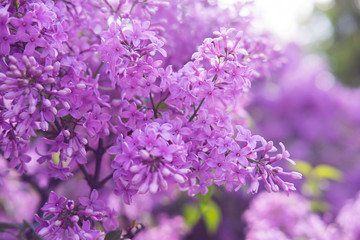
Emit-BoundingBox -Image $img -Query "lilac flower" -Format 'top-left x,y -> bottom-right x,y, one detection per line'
22,27 -> 48,55
124,20 -> 154,47
0,1 -> 303,236
41,191 -> 67,214
11,12 -> 34,37
226,144 -> 251,166
208,59 -> 225,77
134,215 -> 187,240
36,192 -> 104,239
83,104 -> 111,137
215,136 -> 238,154
243,192 -> 337,239
47,161 -> 73,180
192,110 -> 213,135
121,103 -> 144,127
57,98 -> 82,119
146,122 -> 173,141
0,5 -> 10,34
114,180 -> 138,205
150,138 -> 178,162
0,31 -> 16,55
79,190 -> 104,211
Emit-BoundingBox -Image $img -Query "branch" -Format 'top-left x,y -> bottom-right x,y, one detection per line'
189,98 -> 205,122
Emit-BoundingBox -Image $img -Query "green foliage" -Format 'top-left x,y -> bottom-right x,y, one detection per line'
310,200 -> 330,212
200,200 -> 221,234
313,0 -> 360,87
292,160 -> 312,175
292,161 -> 342,212
0,222 -> 21,231
312,165 -> 342,180
183,204 -> 201,227
157,102 -> 168,111
105,229 -> 123,240
0,221 -> 41,240
182,185 -> 222,235
52,151 -> 60,164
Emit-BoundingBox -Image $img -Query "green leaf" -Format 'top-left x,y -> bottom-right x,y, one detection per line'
157,102 -> 168,110
291,160 -> 312,175
104,230 -> 122,240
0,222 -> 22,231
52,151 -> 60,164
196,185 -> 214,204
182,204 -> 201,227
200,200 -> 221,235
303,180 -> 321,197
310,200 -> 330,212
313,165 -> 342,181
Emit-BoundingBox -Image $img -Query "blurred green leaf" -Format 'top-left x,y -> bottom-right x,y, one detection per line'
157,102 -> 168,110
105,230 -> 122,240
304,180 -> 321,197
52,151 -> 60,164
310,200 -> 330,212
312,165 -> 342,180
291,160 -> 312,175
200,200 -> 221,235
0,222 -> 21,231
182,204 -> 201,227
196,185 -> 214,204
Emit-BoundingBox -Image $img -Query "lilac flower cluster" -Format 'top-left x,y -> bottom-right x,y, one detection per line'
244,191 -> 360,240
134,215 -> 187,240
35,190 -> 117,239
243,192 -> 334,240
0,0 -> 301,237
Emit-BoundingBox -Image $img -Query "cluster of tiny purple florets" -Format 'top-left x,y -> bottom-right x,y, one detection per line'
0,0 -> 301,237
35,190 -> 117,239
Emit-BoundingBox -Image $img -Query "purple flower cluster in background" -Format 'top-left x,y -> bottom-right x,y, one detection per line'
244,190 -> 360,240
249,44 -> 360,213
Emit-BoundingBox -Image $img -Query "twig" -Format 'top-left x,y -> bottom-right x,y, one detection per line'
189,98 -> 205,122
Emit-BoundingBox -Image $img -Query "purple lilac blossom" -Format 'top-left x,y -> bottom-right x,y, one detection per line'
243,192 -> 337,240
0,0 -> 302,238
134,215 -> 187,240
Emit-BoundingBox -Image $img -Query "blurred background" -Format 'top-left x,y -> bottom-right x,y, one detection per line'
252,0 -> 360,87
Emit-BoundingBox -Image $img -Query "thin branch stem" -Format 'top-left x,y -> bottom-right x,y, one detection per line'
149,92 -> 158,118
93,61 -> 104,79
129,0 -> 138,15
188,74 -> 218,122
94,139 -> 104,182
155,92 -> 170,109
98,171 -> 114,188
189,98 -> 205,122
78,163 -> 92,183
247,158 -> 266,167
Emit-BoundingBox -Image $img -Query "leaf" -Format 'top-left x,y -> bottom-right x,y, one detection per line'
157,102 -> 168,110
130,219 -> 137,228
52,151 -> 60,164
200,200 -> 221,235
291,160 -> 312,175
303,180 -> 321,197
0,222 -> 21,231
313,165 -> 342,181
104,230 -> 122,240
182,204 -> 201,227
14,0 -> 20,11
196,185 -> 214,204
310,200 -> 330,212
